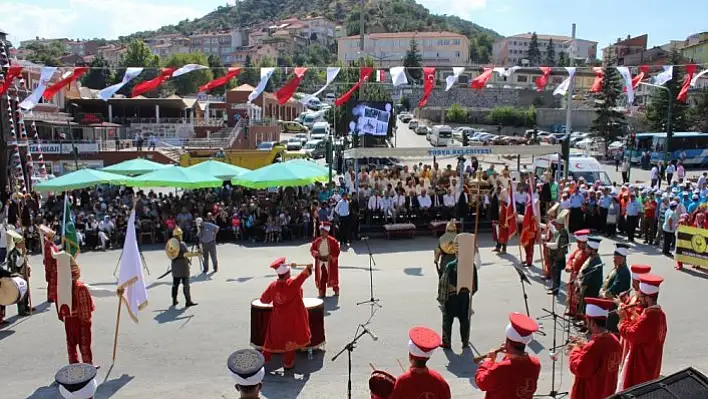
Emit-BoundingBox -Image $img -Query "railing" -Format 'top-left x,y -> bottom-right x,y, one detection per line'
24,111 -> 73,122
227,119 -> 247,148
194,119 -> 227,127
113,117 -> 192,125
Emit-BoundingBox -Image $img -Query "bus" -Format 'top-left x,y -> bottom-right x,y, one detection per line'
626,132 -> 708,165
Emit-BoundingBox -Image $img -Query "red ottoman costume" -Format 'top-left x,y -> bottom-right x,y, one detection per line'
389,326 -> 451,399
310,222 -> 341,298
565,229 -> 589,318
57,254 -> 95,365
41,225 -> 59,303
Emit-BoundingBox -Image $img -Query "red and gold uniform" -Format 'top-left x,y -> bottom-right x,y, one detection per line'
41,225 -> 59,303
618,274 -> 667,392
565,230 -> 590,317
569,298 -> 623,399
475,313 -> 541,399
259,258 -> 312,369
495,197 -> 515,253
59,260 -> 95,364
520,201 -> 538,267
389,327 -> 451,399
309,222 -> 341,298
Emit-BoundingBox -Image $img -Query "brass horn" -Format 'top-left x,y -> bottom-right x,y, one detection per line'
165,238 -> 181,260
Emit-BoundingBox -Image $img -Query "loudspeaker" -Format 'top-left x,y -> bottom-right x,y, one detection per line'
610,367 -> 708,398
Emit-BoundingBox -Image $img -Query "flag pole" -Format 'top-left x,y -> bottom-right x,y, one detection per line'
112,292 -> 122,363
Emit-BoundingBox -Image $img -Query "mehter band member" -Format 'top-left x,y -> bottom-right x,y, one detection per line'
475,313 -> 541,399
565,229 -> 589,317
437,246 -> 478,350
617,274 -> 667,392
600,243 -> 631,333
55,363 -> 98,399
260,258 -> 313,370
389,326 -> 451,399
56,254 -> 95,365
6,230 -> 31,315
615,264 -> 650,387
310,222 -> 340,298
575,236 -> 603,320
170,227 -> 198,308
228,348 -> 266,399
40,224 -> 59,303
568,297 -> 623,399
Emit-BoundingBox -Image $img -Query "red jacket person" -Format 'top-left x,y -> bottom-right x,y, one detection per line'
389,326 -> 451,399
310,222 -> 341,298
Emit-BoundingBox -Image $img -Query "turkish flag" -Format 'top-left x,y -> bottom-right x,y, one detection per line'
335,67 -> 374,107
590,67 -> 604,93
470,67 -> 494,90
631,65 -> 649,90
535,66 -> 551,92
199,68 -> 241,92
132,68 -> 175,97
677,64 -> 697,103
0,65 -> 23,96
43,67 -> 88,100
276,67 -> 308,105
418,67 -> 436,108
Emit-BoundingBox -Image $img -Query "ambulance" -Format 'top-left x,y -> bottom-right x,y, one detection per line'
533,154 -> 612,185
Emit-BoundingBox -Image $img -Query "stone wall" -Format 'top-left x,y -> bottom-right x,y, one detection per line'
405,87 -> 557,109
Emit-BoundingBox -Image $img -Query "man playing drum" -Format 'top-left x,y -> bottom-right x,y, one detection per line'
310,222 -> 341,298
259,258 -> 313,370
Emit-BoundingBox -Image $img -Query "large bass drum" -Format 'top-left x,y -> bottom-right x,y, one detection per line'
250,298 -> 325,350
0,276 -> 28,306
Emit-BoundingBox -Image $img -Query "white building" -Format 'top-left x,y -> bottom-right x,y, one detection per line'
493,33 -> 598,66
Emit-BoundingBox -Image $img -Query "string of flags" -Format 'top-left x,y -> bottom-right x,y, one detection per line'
2,60 -> 708,113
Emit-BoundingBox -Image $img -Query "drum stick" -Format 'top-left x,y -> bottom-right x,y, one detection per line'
397,359 -> 406,373
369,363 -> 377,371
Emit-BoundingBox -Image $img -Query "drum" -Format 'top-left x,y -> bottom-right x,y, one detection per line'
0,276 -> 28,306
369,370 -> 396,399
250,298 -> 326,350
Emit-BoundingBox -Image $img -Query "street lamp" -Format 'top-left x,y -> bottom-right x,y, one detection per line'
639,82 -> 673,166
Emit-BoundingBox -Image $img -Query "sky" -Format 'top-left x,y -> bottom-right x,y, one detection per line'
1,0 -> 705,50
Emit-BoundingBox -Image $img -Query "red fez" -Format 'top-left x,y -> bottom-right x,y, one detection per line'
408,326 -> 441,358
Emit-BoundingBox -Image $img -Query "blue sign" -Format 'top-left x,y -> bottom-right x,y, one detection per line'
427,147 -> 493,157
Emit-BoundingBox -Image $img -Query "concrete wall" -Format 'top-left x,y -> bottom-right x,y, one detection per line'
406,87 -> 557,109
535,108 -> 597,131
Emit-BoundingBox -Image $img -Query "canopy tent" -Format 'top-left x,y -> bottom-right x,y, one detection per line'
285,159 -> 330,175
186,160 -> 250,180
102,158 -> 171,176
34,169 -> 132,192
126,166 -> 222,189
232,160 -> 328,189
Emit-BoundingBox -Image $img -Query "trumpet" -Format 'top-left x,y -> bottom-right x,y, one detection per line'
609,303 -> 640,315
473,344 -> 506,363
564,335 -> 587,354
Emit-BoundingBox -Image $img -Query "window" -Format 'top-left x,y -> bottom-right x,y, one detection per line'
517,75 -> 528,82
551,77 -> 564,84
204,47 -> 210,53
455,51 -> 461,58
453,39 -> 461,45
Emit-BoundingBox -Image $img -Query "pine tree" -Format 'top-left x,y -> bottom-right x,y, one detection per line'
526,32 -> 542,66
237,56 -> 259,86
646,51 -> 692,133
557,52 -> 568,67
81,55 -> 114,89
404,39 -> 423,82
545,38 -> 556,66
691,89 -> 708,132
591,65 -> 625,154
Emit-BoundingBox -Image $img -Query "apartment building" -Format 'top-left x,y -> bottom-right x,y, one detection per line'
493,33 -> 598,66
337,31 -> 470,67
188,31 -> 233,64
96,44 -> 127,67
681,32 -> 708,64
601,34 -> 647,65
66,40 -> 99,56
231,43 -> 278,65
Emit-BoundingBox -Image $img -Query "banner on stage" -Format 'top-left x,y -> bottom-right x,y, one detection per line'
427,147 -> 494,157
676,225 -> 708,268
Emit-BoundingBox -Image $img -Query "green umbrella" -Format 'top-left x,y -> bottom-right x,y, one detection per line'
186,160 -> 250,180
232,161 -> 328,189
126,166 -> 222,189
286,159 -> 330,175
102,158 -> 171,176
34,169 -> 131,192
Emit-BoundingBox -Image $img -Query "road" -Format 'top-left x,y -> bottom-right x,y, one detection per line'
394,119 -> 432,148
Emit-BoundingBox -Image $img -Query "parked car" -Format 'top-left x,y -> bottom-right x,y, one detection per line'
399,113 -> 413,123
408,120 -> 419,129
303,139 -> 327,159
294,133 -> 309,145
286,138 -> 303,151
257,141 -> 278,151
280,120 -> 309,133
452,127 -> 474,141
415,125 -> 429,135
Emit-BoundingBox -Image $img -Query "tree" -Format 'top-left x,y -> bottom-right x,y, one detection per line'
237,56 -> 259,86
646,51 -> 693,133
591,65 -> 625,154
118,39 -> 161,96
25,41 -> 66,66
557,51 -> 569,67
81,55 -> 115,89
163,52 -> 213,96
545,38 -> 556,66
526,32 -> 541,66
469,32 -> 493,64
404,39 -> 423,82
691,89 -> 708,132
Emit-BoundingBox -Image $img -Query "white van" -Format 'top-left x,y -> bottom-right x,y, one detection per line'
303,111 -> 326,129
534,154 -> 611,185
310,121 -> 331,138
430,125 -> 453,147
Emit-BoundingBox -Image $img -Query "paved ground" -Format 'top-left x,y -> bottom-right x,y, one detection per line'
3,232 -> 708,399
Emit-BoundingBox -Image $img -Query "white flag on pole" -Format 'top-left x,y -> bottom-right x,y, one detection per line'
493,66 -> 520,78
653,66 -> 673,86
445,67 -> 465,91
117,209 -> 148,322
553,67 -> 576,96
248,67 -> 275,104
390,66 -> 408,86
172,64 -> 208,77
300,67 -> 340,105
616,66 -> 634,104
20,67 -> 57,110
99,67 -> 144,101
691,69 -> 708,87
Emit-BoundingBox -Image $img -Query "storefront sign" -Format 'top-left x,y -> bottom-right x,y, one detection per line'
77,112 -> 103,125
28,143 -> 61,154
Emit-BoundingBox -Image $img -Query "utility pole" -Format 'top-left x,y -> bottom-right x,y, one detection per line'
562,23 -> 576,180
359,0 -> 365,53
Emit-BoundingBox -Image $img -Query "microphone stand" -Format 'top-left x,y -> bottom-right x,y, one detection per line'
332,326 -> 370,399
357,237 -> 381,308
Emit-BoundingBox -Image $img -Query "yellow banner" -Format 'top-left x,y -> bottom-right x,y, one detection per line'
675,225 -> 708,268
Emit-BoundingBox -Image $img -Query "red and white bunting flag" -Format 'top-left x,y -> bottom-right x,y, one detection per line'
376,69 -> 385,82
691,68 -> 708,87
300,67 -> 340,104
535,66 -> 551,92
390,67 -> 408,86
20,67 -> 58,110
590,67 -> 604,93
418,67 -> 436,108
132,68 -> 175,97
99,67 -> 143,101
248,67 -> 275,103
275,67 -> 308,105
172,64 -> 208,77
616,66 -> 635,104
0,65 -> 23,96
335,67 -> 373,107
445,67 -> 464,91
199,68 -> 241,92
43,67 -> 88,100
631,65 -> 649,90
677,64 -> 697,103
553,67 -> 576,96
470,67 -> 494,90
